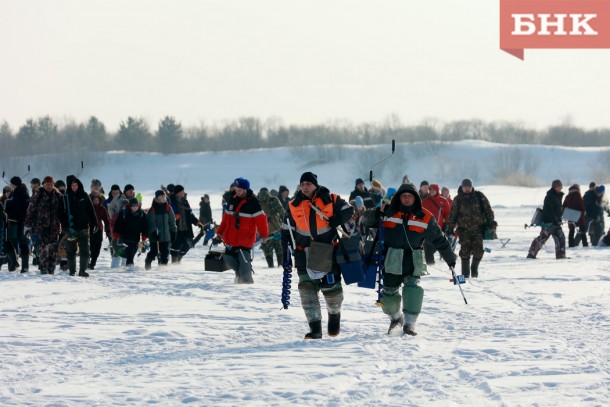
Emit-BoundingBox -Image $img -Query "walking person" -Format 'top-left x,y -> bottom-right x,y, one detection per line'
59,175 -> 98,277
421,183 -> 451,265
258,187 -> 285,268
24,176 -> 63,274
169,185 -> 202,263
562,184 -> 588,247
113,197 -> 149,267
4,176 -> 31,272
371,183 -> 456,336
145,190 -> 177,269
527,179 -> 566,259
89,191 -> 111,269
281,172 -> 354,339
446,178 -> 496,278
216,177 -> 269,283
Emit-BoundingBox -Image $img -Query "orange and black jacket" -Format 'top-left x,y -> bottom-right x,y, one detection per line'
282,186 -> 354,251
382,183 -> 455,274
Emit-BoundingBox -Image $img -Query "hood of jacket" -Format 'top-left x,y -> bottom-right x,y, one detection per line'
66,175 -> 85,197
390,183 -> 424,216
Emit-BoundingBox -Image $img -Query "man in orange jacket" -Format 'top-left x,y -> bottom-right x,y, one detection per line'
217,177 -> 268,283
281,172 -> 354,339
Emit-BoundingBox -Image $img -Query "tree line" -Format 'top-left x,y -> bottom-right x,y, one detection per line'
1,115 -> 610,159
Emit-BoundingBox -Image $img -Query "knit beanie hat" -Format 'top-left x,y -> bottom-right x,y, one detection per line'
233,177 -> 250,190
355,178 -> 365,187
10,176 -> 22,187
123,184 -> 135,194
299,172 -> 318,186
42,176 -> 55,185
155,190 -> 165,197
461,178 -> 473,188
552,179 -> 563,188
173,185 -> 185,194
128,197 -> 139,206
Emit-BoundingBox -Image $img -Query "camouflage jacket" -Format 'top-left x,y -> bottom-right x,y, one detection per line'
25,187 -> 63,238
258,189 -> 286,234
447,189 -> 495,232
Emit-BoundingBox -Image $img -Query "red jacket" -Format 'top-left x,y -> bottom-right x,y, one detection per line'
217,190 -> 268,248
421,184 -> 451,228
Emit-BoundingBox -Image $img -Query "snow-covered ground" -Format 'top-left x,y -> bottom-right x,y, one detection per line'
1,142 -> 609,406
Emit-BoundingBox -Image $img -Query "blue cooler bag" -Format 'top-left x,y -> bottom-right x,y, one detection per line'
336,234 -> 365,285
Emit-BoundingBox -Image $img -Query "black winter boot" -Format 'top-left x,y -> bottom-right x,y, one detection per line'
7,252 -> 18,272
304,320 -> 323,339
461,257 -> 470,278
471,258 -> 481,278
20,254 -> 29,273
328,312 -> 341,337
265,255 -> 274,268
276,253 -> 282,268
387,314 -> 404,335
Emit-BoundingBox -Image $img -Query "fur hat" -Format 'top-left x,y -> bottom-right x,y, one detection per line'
173,184 -> 185,194
110,184 -> 121,192
10,176 -> 22,187
234,177 -> 250,190
42,176 -> 55,185
299,172 -> 318,187
123,184 -> 135,194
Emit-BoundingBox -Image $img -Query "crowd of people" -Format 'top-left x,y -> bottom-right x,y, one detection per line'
1,171 -> 608,339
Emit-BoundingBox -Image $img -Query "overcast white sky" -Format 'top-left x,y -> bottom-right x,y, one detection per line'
1,0 -> 610,132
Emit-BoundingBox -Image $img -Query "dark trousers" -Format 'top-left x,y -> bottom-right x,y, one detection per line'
65,229 -> 90,274
89,229 -> 104,267
170,231 -> 192,258
124,241 -> 139,266
146,241 -> 170,265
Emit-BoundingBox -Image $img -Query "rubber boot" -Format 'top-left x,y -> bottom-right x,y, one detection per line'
328,312 -> 341,337
461,257 -> 470,278
304,320 -> 322,340
471,258 -> 481,278
265,255 -> 274,268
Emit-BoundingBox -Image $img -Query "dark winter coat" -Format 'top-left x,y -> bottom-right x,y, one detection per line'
147,200 -> 177,242
349,187 -> 375,209
59,175 -> 98,233
25,187 -> 63,239
218,189 -> 269,248
5,183 -> 30,223
113,207 -> 149,243
541,187 -> 564,226
583,189 -> 602,219
381,183 -> 455,277
170,195 -> 199,237
562,186 -> 585,228
447,188 -> 496,233
199,199 -> 213,225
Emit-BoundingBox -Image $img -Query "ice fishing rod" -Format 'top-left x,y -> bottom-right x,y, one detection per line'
369,140 -> 395,183
1,165 -> 31,185
76,161 -> 84,177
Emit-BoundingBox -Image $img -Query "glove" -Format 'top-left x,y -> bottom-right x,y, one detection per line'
374,206 -> 385,221
151,230 -> 159,241
328,216 -> 343,229
447,261 -> 456,269
170,231 -> 177,243
211,236 -> 223,245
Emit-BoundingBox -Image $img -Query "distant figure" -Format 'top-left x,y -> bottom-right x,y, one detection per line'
446,178 -> 496,278
562,184 -> 587,247
527,179 -> 566,259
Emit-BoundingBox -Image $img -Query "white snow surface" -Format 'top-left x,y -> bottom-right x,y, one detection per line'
1,141 -> 609,406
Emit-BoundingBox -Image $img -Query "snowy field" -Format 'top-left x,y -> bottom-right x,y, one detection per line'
1,142 -> 609,406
